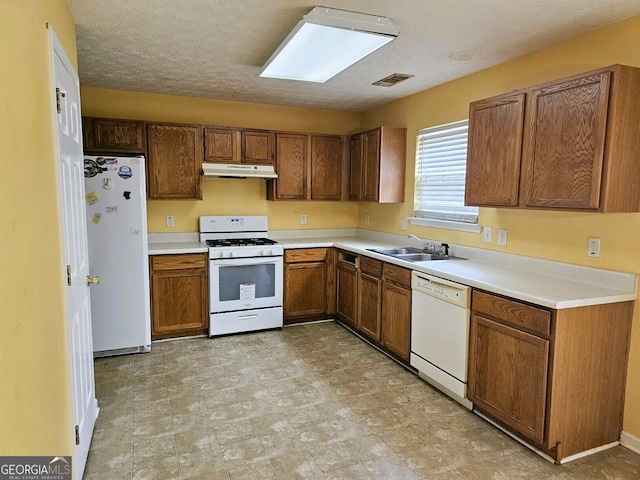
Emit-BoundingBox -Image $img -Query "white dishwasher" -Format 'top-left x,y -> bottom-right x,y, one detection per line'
410,271 -> 473,409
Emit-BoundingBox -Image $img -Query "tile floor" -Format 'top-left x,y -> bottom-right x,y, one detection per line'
85,321 -> 640,479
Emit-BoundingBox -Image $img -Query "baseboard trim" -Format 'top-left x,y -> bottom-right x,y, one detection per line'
621,431 -> 640,455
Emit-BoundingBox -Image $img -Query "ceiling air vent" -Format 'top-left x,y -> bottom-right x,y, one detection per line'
372,73 -> 414,87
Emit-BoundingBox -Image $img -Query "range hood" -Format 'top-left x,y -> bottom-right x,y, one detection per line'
202,163 -> 278,179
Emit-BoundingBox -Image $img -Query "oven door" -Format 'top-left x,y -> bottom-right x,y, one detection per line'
209,256 -> 283,313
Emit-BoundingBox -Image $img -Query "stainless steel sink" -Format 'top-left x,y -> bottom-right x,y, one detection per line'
369,247 -> 423,255
394,253 -> 448,261
366,247 -> 452,262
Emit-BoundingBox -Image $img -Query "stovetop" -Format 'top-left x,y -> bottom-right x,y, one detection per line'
204,238 -> 278,248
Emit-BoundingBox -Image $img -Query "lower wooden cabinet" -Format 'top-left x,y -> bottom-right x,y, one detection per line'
284,248 -> 336,324
380,264 -> 411,361
335,251 -> 412,364
357,257 -> 383,341
468,290 -> 633,462
336,252 -> 358,328
149,253 -> 208,340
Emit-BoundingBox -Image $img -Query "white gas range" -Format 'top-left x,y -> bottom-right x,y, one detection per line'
199,216 -> 283,337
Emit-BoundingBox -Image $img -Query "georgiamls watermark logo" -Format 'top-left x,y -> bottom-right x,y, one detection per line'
0,456 -> 72,480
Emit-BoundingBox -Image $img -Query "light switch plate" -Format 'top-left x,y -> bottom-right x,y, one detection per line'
498,228 -> 508,246
483,226 -> 493,243
300,214 -> 307,225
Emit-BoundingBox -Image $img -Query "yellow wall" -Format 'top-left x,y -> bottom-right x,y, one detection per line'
361,15 -> 640,436
1,0 -> 76,457
80,88 -> 361,232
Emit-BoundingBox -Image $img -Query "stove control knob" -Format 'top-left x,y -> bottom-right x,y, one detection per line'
266,249 -> 273,256
228,251 -> 233,258
259,250 -> 264,256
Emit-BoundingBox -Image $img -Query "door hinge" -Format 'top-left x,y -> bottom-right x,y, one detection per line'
75,425 -> 80,445
66,265 -> 71,286
55,87 -> 65,114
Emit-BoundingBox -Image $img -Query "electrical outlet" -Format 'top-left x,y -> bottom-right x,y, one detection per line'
166,215 -> 174,227
588,237 -> 601,257
498,228 -> 508,246
483,226 -> 493,243
300,214 -> 307,225
401,217 -> 408,230
365,214 -> 370,225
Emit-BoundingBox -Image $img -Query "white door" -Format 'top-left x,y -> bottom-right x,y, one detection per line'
50,27 -> 98,478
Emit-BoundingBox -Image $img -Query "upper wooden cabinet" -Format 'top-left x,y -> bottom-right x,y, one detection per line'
465,94 -> 525,206
465,65 -> 640,212
242,130 -> 273,165
146,123 -> 203,199
349,127 -> 406,203
82,117 -> 145,154
203,127 -> 240,163
268,133 -> 343,201
203,127 -> 273,165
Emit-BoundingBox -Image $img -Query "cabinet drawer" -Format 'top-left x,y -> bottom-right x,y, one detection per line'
151,253 -> 207,272
472,290 -> 551,337
360,256 -> 382,277
285,248 -> 327,263
382,263 -> 411,288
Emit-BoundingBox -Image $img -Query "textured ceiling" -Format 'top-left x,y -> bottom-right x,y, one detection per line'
68,0 -> 640,112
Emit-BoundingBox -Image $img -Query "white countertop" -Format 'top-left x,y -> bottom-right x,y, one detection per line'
148,241 -> 207,255
276,236 -> 637,310
148,231 -> 637,310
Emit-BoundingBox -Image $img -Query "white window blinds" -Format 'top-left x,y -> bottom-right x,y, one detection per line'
414,120 -> 478,224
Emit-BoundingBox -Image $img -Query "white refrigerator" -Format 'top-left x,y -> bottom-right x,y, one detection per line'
84,155 -> 151,356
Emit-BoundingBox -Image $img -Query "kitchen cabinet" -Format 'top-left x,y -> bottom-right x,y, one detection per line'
336,251 -> 358,328
284,248 -> 336,324
465,64 -> 640,212
348,127 -> 406,203
242,130 -> 273,165
357,257 -> 383,341
146,123 -> 203,199
149,253 -> 208,340
465,94 -> 525,206
203,127 -> 274,165
82,117 -> 145,154
335,252 -> 412,364
380,263 -> 411,361
468,290 -> 633,462
268,133 -> 343,201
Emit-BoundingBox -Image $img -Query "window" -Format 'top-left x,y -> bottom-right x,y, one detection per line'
414,120 -> 478,224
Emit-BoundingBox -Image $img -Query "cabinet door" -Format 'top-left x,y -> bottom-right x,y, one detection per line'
336,261 -> 357,328
275,133 -> 307,200
363,129 -> 381,201
147,124 -> 203,199
311,135 -> 342,200
381,280 -> 411,361
242,130 -> 273,165
357,271 -> 382,341
349,133 -> 364,200
83,117 -> 145,153
204,127 -> 240,163
284,261 -> 326,319
469,314 -> 549,444
150,255 -> 208,340
465,93 -> 525,206
520,71 -> 610,209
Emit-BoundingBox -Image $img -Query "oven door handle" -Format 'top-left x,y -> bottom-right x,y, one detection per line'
210,256 -> 282,266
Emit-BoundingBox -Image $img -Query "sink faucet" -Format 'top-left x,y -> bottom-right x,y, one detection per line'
407,234 -> 449,256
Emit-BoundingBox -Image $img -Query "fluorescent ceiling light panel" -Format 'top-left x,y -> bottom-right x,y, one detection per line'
260,7 -> 398,83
